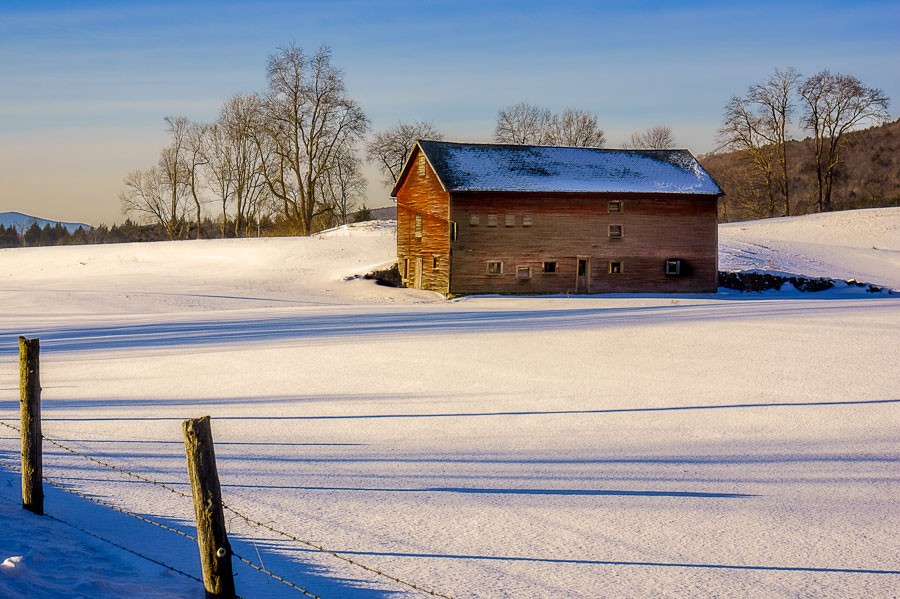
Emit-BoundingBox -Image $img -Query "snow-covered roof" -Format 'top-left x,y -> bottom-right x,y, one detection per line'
396,140 -> 722,196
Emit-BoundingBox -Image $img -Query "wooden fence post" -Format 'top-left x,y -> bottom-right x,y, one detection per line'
19,336 -> 43,515
183,416 -> 235,599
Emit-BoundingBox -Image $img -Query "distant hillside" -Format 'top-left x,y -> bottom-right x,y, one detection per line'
701,119 -> 900,222
0,211 -> 91,233
367,205 -> 397,221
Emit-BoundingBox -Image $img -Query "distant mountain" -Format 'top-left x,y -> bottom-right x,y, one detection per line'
367,205 -> 397,221
0,211 -> 91,233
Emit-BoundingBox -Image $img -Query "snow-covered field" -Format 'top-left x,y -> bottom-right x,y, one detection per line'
1,210 -> 898,598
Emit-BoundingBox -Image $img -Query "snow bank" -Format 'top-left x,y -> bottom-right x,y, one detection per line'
719,207 -> 900,290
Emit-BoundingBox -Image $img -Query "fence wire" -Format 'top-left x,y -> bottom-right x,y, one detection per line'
221,500 -> 454,598
1,418 -> 453,598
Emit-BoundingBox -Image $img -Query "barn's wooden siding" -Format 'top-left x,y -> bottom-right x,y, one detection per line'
448,192 -> 719,295
395,148 -> 452,293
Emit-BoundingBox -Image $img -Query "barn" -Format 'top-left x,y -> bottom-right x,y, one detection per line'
391,140 -> 724,295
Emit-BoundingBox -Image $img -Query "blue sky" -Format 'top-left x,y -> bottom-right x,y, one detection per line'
1,0 -> 897,225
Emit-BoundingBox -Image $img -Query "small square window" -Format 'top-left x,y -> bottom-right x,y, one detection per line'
608,201 -> 623,213
522,213 -> 534,227
415,215 -> 423,238
542,261 -> 558,274
665,259 -> 682,275
609,261 -> 623,274
486,214 -> 498,227
487,260 -> 502,275
608,224 -> 623,238
516,266 -> 532,280
505,214 -> 516,227
469,213 -> 480,226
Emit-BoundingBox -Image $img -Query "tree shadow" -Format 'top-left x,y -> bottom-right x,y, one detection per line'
20,396 -> 898,423
326,548 -> 900,576
3,297 -> 897,355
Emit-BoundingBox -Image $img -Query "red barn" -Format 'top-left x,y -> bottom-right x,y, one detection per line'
391,140 -> 723,295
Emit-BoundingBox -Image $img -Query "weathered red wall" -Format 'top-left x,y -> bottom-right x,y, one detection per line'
448,192 -> 719,294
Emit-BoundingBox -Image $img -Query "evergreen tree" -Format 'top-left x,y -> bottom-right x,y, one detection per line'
24,222 -> 42,246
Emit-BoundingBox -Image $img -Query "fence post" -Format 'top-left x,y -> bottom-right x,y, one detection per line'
183,416 -> 235,599
19,336 -> 43,515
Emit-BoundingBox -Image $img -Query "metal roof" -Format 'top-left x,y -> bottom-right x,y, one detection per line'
394,140 -> 723,196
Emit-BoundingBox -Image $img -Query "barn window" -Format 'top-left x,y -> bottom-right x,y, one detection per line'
404,258 -> 410,279
608,261 -> 623,274
608,224 -> 623,238
486,261 -> 502,275
486,214 -> 498,227
415,215 -> 423,238
505,214 -> 516,227
433,255 -> 439,269
665,259 -> 682,275
418,155 -> 427,177
542,261 -> 558,274
516,266 -> 532,280
522,213 -> 534,227
450,221 -> 458,241
608,200 -> 623,213
469,213 -> 480,226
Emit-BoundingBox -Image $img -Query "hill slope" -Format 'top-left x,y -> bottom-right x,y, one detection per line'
702,119 -> 900,221
0,210 -> 898,599
719,207 -> 900,289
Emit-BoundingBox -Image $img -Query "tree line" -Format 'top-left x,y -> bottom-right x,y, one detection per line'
709,68 -> 890,220
20,50 -> 891,248
120,45 -> 369,240
119,39 -> 677,242
0,212 -> 379,248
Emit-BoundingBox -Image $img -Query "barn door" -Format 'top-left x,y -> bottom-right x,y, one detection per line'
576,257 -> 590,293
414,257 -> 424,289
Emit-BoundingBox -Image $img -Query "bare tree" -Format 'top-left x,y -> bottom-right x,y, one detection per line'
749,68 -> 800,215
717,94 -> 781,217
799,70 -> 890,212
257,45 -> 369,235
367,120 -> 444,186
624,125 -> 675,150
204,94 -> 271,237
155,118 -> 192,239
718,68 -> 802,217
494,102 -> 553,144
318,146 -> 367,227
495,104 -> 605,147
545,108 -> 606,147
119,166 -> 185,238
164,116 -> 208,239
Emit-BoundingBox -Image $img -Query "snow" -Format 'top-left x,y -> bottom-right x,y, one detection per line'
1,213 -> 899,598
719,207 -> 900,290
418,141 -> 722,195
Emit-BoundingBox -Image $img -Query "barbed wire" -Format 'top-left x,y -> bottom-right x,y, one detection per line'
221,501 -> 454,598
1,419 -> 452,597
44,511 -> 203,584
0,459 -> 206,587
0,420 -> 194,501
0,456 -> 199,543
232,550 -> 322,599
